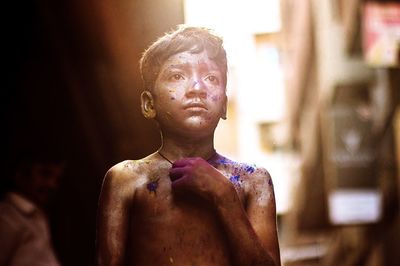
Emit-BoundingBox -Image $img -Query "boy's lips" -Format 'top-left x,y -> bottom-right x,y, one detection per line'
183,102 -> 208,110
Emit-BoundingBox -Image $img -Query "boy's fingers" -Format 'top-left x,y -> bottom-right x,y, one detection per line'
172,157 -> 209,168
169,167 -> 187,181
172,158 -> 192,168
171,175 -> 190,190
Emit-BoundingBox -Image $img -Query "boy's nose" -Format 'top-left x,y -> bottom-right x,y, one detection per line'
186,79 -> 207,98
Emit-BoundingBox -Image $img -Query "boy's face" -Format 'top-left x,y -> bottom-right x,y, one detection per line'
151,50 -> 227,137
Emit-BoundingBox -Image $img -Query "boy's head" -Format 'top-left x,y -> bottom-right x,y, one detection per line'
140,25 -> 227,93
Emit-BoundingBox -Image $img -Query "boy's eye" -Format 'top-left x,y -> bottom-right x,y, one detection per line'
205,75 -> 219,84
170,73 -> 184,81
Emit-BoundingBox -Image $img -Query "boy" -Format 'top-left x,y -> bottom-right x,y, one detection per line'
96,25 -> 280,266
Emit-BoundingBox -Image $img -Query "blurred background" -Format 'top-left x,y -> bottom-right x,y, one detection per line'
2,0 -> 399,265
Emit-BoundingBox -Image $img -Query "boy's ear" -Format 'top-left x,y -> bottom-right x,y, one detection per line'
141,90 -> 156,119
221,94 -> 227,120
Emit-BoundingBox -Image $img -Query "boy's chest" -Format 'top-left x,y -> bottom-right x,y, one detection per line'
132,167 -> 247,218
130,175 -> 227,249
130,166 -> 247,227
127,167 -> 247,263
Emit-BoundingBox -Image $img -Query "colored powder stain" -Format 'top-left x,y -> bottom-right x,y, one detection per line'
233,166 -> 242,176
147,180 -> 159,193
230,175 -> 241,185
218,158 -> 230,164
245,165 -> 255,174
211,95 -> 219,102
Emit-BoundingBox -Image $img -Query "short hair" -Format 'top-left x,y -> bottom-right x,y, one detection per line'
139,24 -> 227,92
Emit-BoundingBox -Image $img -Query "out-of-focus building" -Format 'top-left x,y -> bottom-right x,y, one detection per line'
186,0 -> 400,265
280,0 -> 400,265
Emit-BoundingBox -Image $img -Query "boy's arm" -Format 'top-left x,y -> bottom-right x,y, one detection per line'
96,164 -> 133,266
170,158 -> 280,266
220,169 -> 280,265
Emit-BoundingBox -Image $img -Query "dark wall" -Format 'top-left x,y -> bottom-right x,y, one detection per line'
3,0 -> 183,265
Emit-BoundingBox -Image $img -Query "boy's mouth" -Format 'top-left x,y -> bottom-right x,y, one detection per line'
184,102 -> 208,110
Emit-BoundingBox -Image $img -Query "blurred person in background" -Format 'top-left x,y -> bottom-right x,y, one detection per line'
0,151 -> 64,266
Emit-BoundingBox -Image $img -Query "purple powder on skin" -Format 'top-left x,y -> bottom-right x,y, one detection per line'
244,165 -> 255,174
211,95 -> 219,101
147,180 -> 159,193
218,158 -> 230,164
230,175 -> 241,186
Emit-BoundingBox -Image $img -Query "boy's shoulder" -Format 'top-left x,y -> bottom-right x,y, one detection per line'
214,155 -> 275,206
103,153 -> 159,189
213,154 -> 272,184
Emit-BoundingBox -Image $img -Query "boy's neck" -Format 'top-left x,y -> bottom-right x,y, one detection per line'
158,134 -> 216,162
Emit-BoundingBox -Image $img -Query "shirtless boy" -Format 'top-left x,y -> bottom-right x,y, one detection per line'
96,25 -> 280,266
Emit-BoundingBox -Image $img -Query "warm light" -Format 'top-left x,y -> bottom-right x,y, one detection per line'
185,0 -> 295,214
184,0 -> 281,35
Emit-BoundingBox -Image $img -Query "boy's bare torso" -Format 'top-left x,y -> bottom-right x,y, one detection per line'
112,152 -> 264,265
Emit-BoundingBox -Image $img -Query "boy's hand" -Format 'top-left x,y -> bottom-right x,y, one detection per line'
169,157 -> 233,204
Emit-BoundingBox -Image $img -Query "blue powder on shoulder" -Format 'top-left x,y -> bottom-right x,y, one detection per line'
244,165 -> 255,174
218,158 -> 230,164
230,175 -> 241,185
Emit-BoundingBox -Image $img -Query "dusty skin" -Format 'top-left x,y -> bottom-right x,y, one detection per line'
96,28 -> 280,266
97,153 -> 279,265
